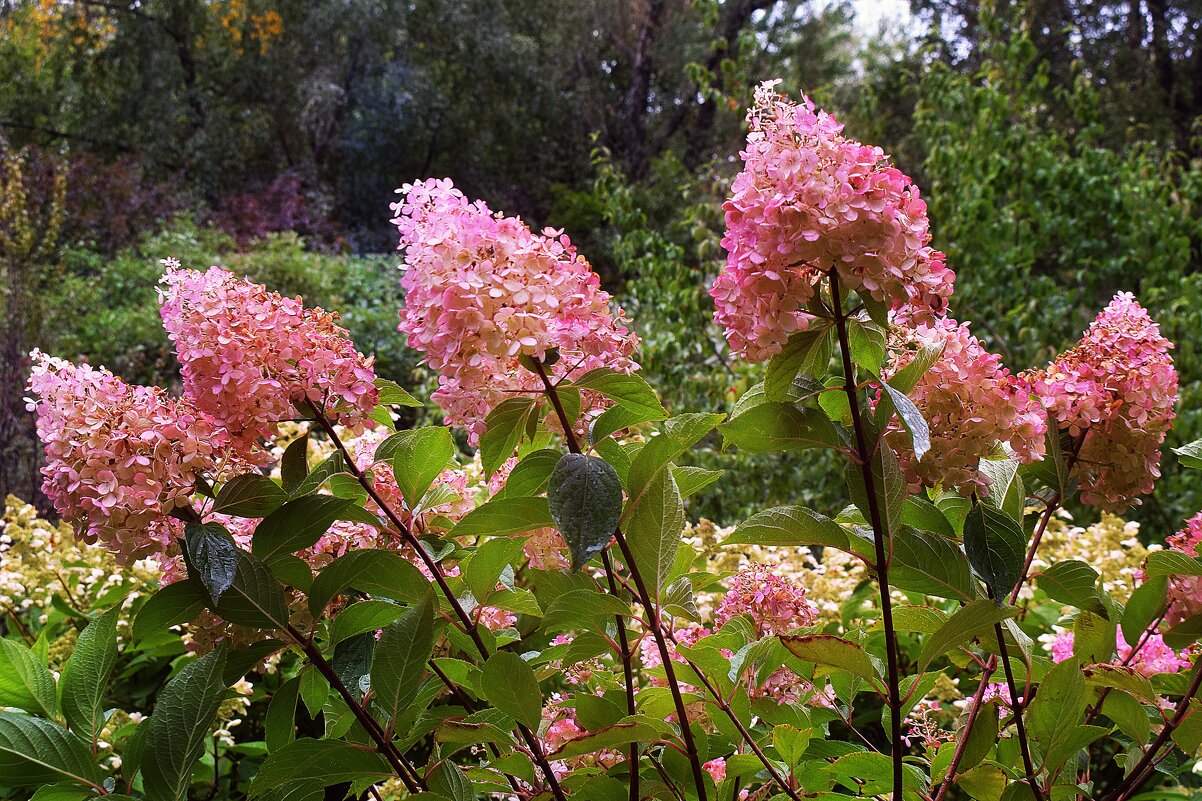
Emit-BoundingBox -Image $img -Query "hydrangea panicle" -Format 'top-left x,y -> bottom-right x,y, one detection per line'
714,562 -> 818,636
1022,292 -> 1177,510
882,315 -> 1046,494
1165,512 -> 1202,626
392,178 -> 638,444
158,260 -> 378,457
26,350 -> 226,565
712,80 -> 954,362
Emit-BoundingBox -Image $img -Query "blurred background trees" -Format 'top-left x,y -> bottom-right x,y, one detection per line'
1,0 -> 1200,534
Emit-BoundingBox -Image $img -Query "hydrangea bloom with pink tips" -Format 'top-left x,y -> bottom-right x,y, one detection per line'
392,178 -> 638,444
1022,292 -> 1177,510
25,350 -> 226,565
159,261 -> 378,457
882,316 -> 1046,495
1044,627 -> 1187,676
1165,512 -> 1202,626
714,562 -> 818,636
711,80 -> 954,362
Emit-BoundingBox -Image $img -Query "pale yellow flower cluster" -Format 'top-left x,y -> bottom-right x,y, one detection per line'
1032,511 -> 1149,601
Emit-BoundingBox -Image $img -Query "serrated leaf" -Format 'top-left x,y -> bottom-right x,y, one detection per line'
889,341 -> 945,395
480,651 -> 541,730
570,369 -> 667,420
492,448 -> 560,500
133,580 -> 205,642
479,398 -> 537,479
251,495 -> 352,562
1173,439 -> 1202,469
375,378 -> 423,407
764,326 -> 833,402
844,440 -> 906,536
371,592 -> 434,722
213,473 -> 288,518
0,712 -> 103,790
780,635 -> 883,688
963,503 -> 1027,601
720,403 -> 840,453
847,319 -> 886,373
279,435 -> 310,493
671,466 -> 723,499
878,379 -> 930,460
450,497 -> 555,538
623,469 -> 684,601
1144,550 -> 1202,578
59,607 -> 119,744
918,600 -> 1019,672
248,739 -> 392,797
723,505 -> 866,556
264,677 -> 299,752
383,426 -> 455,508
0,639 -> 57,719
327,600 -> 405,645
901,496 -> 955,537
330,633 -> 375,702
429,761 -> 474,801
547,717 -> 665,760
307,549 -> 430,616
1121,576 -> 1169,644
548,454 -> 623,571
142,649 -> 229,801
208,548 -> 290,629
186,521 -> 240,605
1038,560 -> 1106,616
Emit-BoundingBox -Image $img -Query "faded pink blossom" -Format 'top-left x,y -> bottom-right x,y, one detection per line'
703,758 -> 727,783
26,350 -> 228,566
392,178 -> 638,445
1165,512 -> 1202,627
883,315 -> 1046,494
159,261 -> 378,458
1022,293 -> 1177,510
715,563 -> 818,637
712,80 -> 954,362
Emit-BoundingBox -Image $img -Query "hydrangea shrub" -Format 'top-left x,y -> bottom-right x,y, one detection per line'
7,82 -> 1202,801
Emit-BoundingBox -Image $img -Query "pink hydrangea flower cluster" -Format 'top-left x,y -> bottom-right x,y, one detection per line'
883,316 -> 1046,495
1044,627 -> 1187,676
540,697 -> 623,778
711,80 -> 954,362
714,562 -> 818,636
25,351 -> 226,565
1165,512 -> 1202,626
392,178 -> 638,444
159,261 -> 378,457
1022,292 -> 1178,510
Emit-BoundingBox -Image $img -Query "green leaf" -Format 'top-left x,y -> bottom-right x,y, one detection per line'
1163,614 -> 1202,650
251,495 -> 352,562
958,703 -> 999,771
901,496 -> 956,538
1038,560 -> 1105,616
1026,658 -> 1087,754
327,600 -> 405,645
0,639 -> 57,719
308,549 -> 430,616
1073,609 -> 1117,663
848,319 -> 886,374
462,538 -> 526,601
213,473 -> 288,518
264,677 -> 300,752
0,713 -> 103,790
1144,550 -> 1202,578
957,764 -> 1007,801
720,403 -> 841,453
479,398 -> 537,479
330,633 -> 375,702
133,580 -> 205,642
963,502 -> 1027,601
843,439 -> 906,537
1121,576 -> 1169,644
248,739 -> 392,797
376,378 -> 424,407
671,466 -> 723,499
29,785 -> 92,801
384,426 -> 456,508
623,469 -> 684,601
878,379 -> 930,461
548,453 -> 623,571
429,761 -> 474,801
723,505 -> 866,556
1172,439 -> 1202,469
59,607 -> 119,744
626,413 -> 724,495
542,589 -> 632,631
918,600 -> 1019,672
1102,690 -> 1151,745
290,452 -> 344,498
764,326 -> 833,401
297,668 -> 328,719
279,434 -> 310,494
450,497 -> 555,538
480,651 -> 542,730
492,448 -> 560,500
771,724 -> 813,768
547,718 -> 666,760
780,634 -> 883,687
570,368 -> 667,420
142,649 -> 229,801
185,521 -> 239,604
209,548 -> 290,629
889,342 -> 945,394
371,592 -> 435,722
